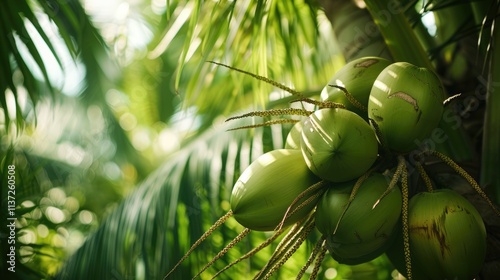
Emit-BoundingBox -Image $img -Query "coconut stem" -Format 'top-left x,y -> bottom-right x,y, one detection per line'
276,180 -> 327,231
416,162 -> 434,192
430,150 -> 500,217
226,119 -> 299,131
296,236 -> 326,280
208,61 -> 304,98
261,220 -> 316,280
226,108 -> 312,122
368,118 -> 391,157
279,190 -> 324,229
254,221 -> 304,279
193,228 -> 251,279
443,93 -> 462,106
333,170 -> 373,234
309,242 -> 328,280
399,156 -> 413,280
329,85 -> 367,111
290,97 -> 346,109
164,211 -> 233,280
372,162 -> 405,209
211,227 -> 287,279
255,215 -> 314,279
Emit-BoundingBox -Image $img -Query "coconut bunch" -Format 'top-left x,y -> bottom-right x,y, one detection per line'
166,58 -> 499,280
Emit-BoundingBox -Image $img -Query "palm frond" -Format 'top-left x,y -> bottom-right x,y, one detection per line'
55,116 -> 297,279
0,0 -> 85,128
150,0 -> 341,118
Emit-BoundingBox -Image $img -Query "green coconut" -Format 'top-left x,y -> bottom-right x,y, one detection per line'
230,149 -> 321,231
368,62 -> 446,153
386,189 -> 486,280
321,56 -> 392,118
315,173 -> 402,264
285,119 -> 305,149
300,108 -> 378,182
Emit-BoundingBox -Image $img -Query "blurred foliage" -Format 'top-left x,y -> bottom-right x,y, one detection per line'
1,0 -> 499,279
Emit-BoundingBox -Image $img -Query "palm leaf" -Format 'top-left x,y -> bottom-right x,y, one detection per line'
55,117 -> 295,279
150,0 -> 340,118
0,0 -> 130,139
0,0 -> 65,127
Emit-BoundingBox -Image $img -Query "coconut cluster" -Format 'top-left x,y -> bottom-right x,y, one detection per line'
229,57 -> 488,279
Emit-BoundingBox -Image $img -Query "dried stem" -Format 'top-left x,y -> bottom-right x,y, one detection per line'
255,216 -> 312,279
368,118 -> 391,156
283,190 -> 324,224
290,98 -> 346,109
443,93 -> 461,106
372,160 -> 405,209
272,220 -> 305,259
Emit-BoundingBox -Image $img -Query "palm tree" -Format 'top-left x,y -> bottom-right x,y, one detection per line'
1,0 -> 499,279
